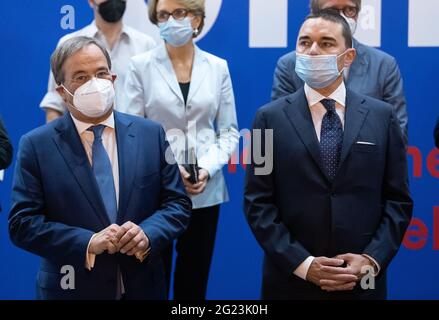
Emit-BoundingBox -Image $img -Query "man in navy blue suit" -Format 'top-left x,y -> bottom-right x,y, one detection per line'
272,0 -> 408,145
244,10 -> 413,299
9,36 -> 191,300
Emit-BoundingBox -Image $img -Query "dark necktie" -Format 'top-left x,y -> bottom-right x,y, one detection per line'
319,99 -> 343,181
88,125 -> 117,223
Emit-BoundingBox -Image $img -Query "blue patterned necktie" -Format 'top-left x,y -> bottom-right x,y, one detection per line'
319,99 -> 343,181
88,125 -> 117,223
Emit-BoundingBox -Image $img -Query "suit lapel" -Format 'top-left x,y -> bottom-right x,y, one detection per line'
53,114 -> 110,227
114,112 -> 137,224
187,46 -> 208,106
339,90 -> 369,166
283,89 -> 331,181
154,44 -> 185,103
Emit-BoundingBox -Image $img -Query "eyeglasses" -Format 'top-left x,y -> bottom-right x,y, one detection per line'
156,8 -> 191,23
329,5 -> 359,18
70,70 -> 112,86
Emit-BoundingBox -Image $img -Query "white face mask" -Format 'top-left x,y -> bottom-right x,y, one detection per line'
340,12 -> 357,35
295,51 -> 347,89
62,78 -> 115,118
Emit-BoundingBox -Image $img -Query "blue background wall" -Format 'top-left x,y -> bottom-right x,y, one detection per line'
0,0 -> 438,299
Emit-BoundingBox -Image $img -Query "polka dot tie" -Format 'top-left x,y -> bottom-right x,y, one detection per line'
320,99 -> 343,181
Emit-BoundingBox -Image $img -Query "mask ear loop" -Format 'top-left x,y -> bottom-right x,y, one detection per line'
60,83 -> 74,97
337,49 -> 352,76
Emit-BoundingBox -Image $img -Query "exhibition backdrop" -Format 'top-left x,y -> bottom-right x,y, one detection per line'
0,0 -> 438,299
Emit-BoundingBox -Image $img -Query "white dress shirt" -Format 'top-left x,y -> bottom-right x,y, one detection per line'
304,81 -> 346,141
293,82 -> 380,280
40,21 -> 156,113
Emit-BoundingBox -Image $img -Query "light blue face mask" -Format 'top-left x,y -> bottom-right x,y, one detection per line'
159,17 -> 194,48
295,52 -> 347,89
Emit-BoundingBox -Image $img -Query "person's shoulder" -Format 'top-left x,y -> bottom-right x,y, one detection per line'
356,40 -> 396,63
198,48 -> 227,66
123,25 -> 156,48
21,116 -> 65,144
57,23 -> 96,45
257,89 -> 304,118
277,50 -> 296,65
349,90 -> 393,116
129,46 -> 158,70
115,111 -> 163,132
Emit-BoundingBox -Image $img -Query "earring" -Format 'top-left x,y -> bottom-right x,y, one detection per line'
193,28 -> 199,36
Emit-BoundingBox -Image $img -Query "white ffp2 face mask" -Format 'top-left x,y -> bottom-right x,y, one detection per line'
62,78 -> 115,118
340,12 -> 357,35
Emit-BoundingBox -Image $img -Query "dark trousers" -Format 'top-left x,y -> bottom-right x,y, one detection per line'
163,205 -> 220,300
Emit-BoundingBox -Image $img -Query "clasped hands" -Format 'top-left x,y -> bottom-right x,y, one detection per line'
88,221 -> 149,260
306,253 -> 374,292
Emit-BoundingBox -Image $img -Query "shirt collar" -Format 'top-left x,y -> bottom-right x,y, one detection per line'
89,20 -> 130,41
70,112 -> 115,135
304,81 -> 346,108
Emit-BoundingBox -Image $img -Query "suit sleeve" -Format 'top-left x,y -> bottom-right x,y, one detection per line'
8,135 -> 94,270
198,61 -> 239,178
118,59 -> 147,117
271,53 -> 298,101
363,111 -> 413,270
139,125 -> 192,260
244,109 -> 311,277
0,117 -> 13,169
434,117 -> 439,149
382,57 -> 408,145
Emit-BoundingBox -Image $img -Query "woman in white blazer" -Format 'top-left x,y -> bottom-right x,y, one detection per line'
119,0 -> 239,300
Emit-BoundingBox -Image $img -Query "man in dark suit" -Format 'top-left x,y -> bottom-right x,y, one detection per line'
9,36 -> 192,300
271,0 -> 408,145
0,116 -> 12,170
244,10 -> 413,300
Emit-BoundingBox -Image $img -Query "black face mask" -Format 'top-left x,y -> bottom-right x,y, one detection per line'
96,0 -> 126,23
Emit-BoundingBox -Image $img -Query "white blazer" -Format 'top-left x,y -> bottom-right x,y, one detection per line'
119,44 -> 239,209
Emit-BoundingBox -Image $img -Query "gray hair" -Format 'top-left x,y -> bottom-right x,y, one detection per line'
310,0 -> 362,14
50,36 -> 112,85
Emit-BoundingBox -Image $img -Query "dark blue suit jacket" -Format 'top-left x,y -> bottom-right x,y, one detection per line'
9,111 -> 192,300
271,39 -> 408,145
244,89 -> 413,300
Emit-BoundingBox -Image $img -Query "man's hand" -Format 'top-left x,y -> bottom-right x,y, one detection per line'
115,221 -> 150,256
321,253 -> 374,282
88,224 -> 121,255
306,257 -> 358,292
179,166 -> 209,195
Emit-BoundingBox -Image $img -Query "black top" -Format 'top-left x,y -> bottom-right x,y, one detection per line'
0,116 -> 13,170
179,82 -> 191,106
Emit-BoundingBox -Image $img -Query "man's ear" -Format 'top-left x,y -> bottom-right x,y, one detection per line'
344,48 -> 357,67
88,0 -> 95,9
56,85 -> 68,103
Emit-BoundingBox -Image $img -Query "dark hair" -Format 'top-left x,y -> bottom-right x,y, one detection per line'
305,9 -> 353,48
310,0 -> 362,14
51,36 -> 112,85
